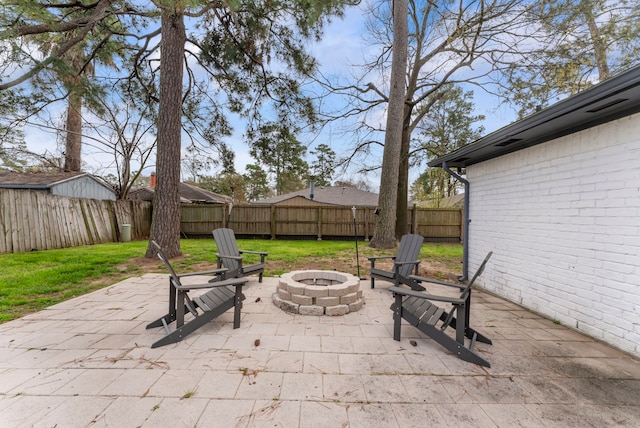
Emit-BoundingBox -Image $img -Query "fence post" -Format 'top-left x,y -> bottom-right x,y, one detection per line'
270,205 -> 276,240
410,204 -> 417,234
317,206 -> 322,241
364,208 -> 369,241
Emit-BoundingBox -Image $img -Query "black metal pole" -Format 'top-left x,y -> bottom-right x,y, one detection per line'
352,206 -> 361,278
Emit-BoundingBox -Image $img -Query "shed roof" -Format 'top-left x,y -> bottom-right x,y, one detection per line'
0,171 -> 115,193
429,64 -> 640,168
253,186 -> 379,206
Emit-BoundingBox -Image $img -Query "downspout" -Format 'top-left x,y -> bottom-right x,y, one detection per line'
442,161 -> 469,281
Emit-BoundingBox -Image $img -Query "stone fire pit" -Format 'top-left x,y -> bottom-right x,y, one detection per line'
272,270 -> 364,316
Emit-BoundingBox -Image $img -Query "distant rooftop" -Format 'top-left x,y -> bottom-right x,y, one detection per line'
128,181 -> 232,204
253,186 -> 379,206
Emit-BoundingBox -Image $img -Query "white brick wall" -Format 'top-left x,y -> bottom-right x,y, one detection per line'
466,113 -> 640,357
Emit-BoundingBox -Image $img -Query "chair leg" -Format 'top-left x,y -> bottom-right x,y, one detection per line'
150,310 -> 216,348
233,286 -> 243,328
408,278 -> 426,291
455,305 -> 466,345
147,279 -> 177,329
443,313 -> 492,344
392,294 -> 403,341
418,319 -> 491,368
146,313 -> 175,329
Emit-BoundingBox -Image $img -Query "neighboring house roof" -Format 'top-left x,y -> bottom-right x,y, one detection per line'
0,171 -> 115,194
128,182 -> 232,204
253,186 -> 379,206
128,187 -> 183,203
429,64 -> 640,168
179,182 -> 232,204
440,193 -> 465,208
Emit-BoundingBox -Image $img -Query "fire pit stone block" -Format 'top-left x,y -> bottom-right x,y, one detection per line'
273,270 -> 364,316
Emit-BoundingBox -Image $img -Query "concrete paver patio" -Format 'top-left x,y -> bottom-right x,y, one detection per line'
1,273 -> 639,427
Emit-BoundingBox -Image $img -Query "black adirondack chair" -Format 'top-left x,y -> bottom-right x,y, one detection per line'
146,241 -> 247,348
368,234 -> 424,290
389,251 -> 493,367
212,228 -> 268,283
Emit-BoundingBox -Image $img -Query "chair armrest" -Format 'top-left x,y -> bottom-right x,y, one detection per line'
393,260 -> 420,266
207,278 -> 248,289
408,275 -> 465,291
367,255 -> 395,261
368,255 -> 395,268
177,268 -> 228,278
389,286 -> 465,305
216,253 -> 243,261
239,250 -> 268,262
174,277 -> 248,291
239,250 -> 268,256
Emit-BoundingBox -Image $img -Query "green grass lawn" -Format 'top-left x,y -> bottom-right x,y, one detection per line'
0,238 -> 462,322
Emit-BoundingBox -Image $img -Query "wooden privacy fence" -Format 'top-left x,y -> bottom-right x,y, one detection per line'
0,189 -> 151,254
181,204 -> 463,242
0,190 -> 461,254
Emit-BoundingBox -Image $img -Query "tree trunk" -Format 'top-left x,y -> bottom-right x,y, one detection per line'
395,103 -> 412,238
64,89 -> 83,172
370,0 -> 408,249
145,10 -> 185,259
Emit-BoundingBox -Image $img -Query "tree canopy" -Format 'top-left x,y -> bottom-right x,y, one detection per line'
499,0 -> 640,117
1,0 -> 356,257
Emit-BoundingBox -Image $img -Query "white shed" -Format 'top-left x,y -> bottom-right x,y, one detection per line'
430,65 -> 640,357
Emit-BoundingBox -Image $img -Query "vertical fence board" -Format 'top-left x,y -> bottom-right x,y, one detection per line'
30,191 -> 43,251
65,197 -> 81,246
94,200 -> 114,243
0,189 -> 152,254
180,205 -> 225,235
35,191 -> 49,250
12,190 -> 25,253
67,197 -> 81,246
1,190 -> 12,253
131,201 -> 151,239
413,208 -> 462,241
274,206 -> 318,236
54,195 -> 70,248
227,205 -> 271,235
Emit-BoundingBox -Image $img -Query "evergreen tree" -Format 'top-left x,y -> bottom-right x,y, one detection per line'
309,143 -> 336,186
249,122 -> 308,195
243,164 -> 273,201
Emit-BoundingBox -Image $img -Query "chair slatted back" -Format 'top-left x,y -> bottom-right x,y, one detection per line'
151,240 -> 181,285
213,228 -> 241,272
396,234 -> 424,277
459,252 -> 493,300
